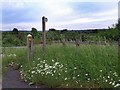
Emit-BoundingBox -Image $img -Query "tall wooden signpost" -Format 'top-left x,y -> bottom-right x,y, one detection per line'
42,16 -> 48,50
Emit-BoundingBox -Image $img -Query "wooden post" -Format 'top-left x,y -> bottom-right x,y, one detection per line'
75,39 -> 80,47
42,16 -> 48,50
104,36 -> 107,45
118,38 -> 120,76
27,34 -> 33,61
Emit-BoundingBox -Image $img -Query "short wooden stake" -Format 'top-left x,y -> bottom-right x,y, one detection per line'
27,34 -> 33,61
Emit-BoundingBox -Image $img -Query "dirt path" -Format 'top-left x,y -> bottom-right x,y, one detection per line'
2,66 -> 39,88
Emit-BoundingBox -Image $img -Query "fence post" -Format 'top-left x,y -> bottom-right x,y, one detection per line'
42,16 -> 48,50
27,34 -> 33,61
118,38 -> 120,76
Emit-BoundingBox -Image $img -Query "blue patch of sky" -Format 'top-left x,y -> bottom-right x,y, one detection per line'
2,3 -> 43,24
71,2 -> 102,14
70,2 -> 117,14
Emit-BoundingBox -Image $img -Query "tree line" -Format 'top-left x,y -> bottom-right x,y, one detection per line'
2,20 -> 120,47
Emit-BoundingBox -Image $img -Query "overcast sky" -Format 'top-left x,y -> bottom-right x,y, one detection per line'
1,0 -> 119,31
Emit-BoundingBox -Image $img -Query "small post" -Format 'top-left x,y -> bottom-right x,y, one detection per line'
104,36 -> 107,45
27,34 -> 33,61
75,39 -> 80,47
42,16 -> 48,50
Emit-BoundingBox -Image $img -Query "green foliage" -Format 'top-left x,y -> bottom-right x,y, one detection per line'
2,32 -> 27,47
2,47 -> 27,73
31,27 -> 38,38
2,22 -> 119,47
7,44 -> 118,88
12,28 -> 19,34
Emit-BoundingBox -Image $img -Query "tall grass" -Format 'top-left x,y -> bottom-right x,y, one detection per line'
2,44 -> 120,88
19,44 -> 119,88
2,47 -> 27,73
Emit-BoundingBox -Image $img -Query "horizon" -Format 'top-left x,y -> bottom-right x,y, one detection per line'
1,28 -> 109,32
1,0 -> 119,31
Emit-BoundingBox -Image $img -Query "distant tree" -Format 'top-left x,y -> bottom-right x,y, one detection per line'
31,27 -> 38,38
49,28 -> 56,31
12,28 -> 19,34
61,29 -> 68,33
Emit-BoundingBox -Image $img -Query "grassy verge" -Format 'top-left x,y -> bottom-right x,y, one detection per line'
2,44 -> 120,88
2,47 -> 27,73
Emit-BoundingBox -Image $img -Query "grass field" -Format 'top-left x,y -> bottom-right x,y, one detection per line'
2,44 -> 120,88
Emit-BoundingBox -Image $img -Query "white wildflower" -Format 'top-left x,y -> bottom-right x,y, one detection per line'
43,61 -> 45,63
38,58 -> 41,60
112,81 -> 115,86
64,78 -> 67,81
76,81 -> 78,83
43,60 -> 46,62
55,62 -> 59,65
52,59 -> 55,62
77,75 -> 80,77
105,79 -> 108,82
58,73 -> 61,75
114,84 -> 120,87
113,72 -> 118,76
65,70 -> 67,73
31,71 -> 35,74
52,74 -> 54,76
31,75 -> 33,77
41,72 -> 45,75
74,67 -> 77,70
53,70 -> 56,73
100,70 -> 102,72
53,65 -> 56,68
28,70 -> 31,72
103,76 -> 105,79
49,66 -> 52,68
88,78 -> 90,81
59,64 -> 63,68
107,75 -> 110,78
109,82 -> 112,84
21,65 -> 23,68
13,54 -> 16,57
73,77 -> 76,79
66,84 -> 68,86
35,72 -> 38,74
85,74 -> 88,76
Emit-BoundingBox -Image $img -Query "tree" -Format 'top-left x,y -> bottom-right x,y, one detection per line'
61,29 -> 68,33
31,27 -> 38,38
12,28 -> 19,34
49,28 -> 56,31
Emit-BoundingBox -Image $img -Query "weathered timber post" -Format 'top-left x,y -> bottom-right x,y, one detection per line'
42,16 -> 48,50
75,39 -> 80,47
27,34 -> 33,61
104,36 -> 107,45
118,37 -> 120,76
